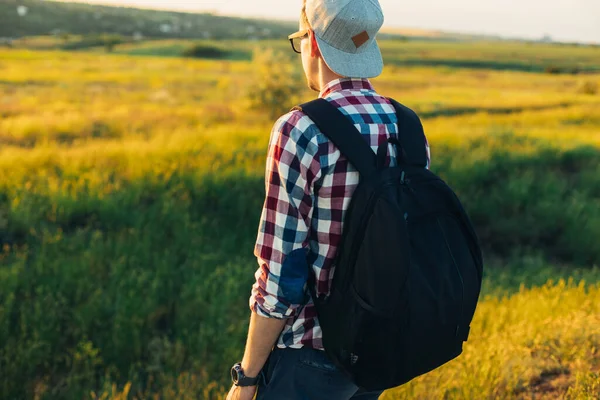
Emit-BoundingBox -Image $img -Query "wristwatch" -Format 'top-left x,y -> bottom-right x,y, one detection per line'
230,363 -> 260,387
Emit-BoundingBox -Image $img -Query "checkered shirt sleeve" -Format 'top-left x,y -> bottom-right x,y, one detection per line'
250,111 -> 322,320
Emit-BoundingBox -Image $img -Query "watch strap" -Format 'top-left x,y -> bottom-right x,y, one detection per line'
232,363 -> 260,387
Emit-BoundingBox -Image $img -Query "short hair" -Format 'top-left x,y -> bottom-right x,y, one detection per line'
301,0 -> 310,28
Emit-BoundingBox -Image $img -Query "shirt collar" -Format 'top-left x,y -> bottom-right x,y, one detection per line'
318,78 -> 375,98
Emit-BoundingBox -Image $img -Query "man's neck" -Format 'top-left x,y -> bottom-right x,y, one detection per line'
317,61 -> 345,93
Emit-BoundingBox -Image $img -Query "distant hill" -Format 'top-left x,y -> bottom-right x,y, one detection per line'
0,0 -> 296,40
1,0 -> 497,43
5,0 -> 591,47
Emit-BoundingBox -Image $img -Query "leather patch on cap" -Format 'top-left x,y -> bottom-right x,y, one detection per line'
352,31 -> 370,48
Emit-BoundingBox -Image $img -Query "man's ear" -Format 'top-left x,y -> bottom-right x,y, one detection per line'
309,30 -> 321,58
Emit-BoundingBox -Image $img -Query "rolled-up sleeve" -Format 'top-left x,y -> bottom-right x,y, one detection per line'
250,111 -> 322,320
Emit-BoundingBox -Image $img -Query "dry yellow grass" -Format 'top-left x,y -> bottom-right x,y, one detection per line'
385,280 -> 600,399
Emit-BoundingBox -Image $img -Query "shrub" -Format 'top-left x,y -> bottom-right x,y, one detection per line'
182,43 -> 229,59
102,34 -> 123,53
579,80 -> 598,95
244,48 -> 306,119
59,32 -> 72,44
61,34 -> 125,52
545,65 -> 563,74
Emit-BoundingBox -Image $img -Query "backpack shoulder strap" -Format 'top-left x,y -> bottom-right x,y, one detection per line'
293,99 -> 377,178
388,98 -> 429,168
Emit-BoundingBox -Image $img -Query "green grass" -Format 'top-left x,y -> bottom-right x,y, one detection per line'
379,41 -> 600,73
0,41 -> 599,399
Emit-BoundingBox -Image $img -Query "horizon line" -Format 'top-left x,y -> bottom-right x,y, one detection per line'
48,0 -> 599,45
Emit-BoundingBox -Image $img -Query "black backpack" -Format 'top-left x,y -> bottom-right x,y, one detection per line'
296,98 -> 484,391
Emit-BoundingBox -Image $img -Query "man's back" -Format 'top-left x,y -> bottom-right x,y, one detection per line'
251,77 -> 430,350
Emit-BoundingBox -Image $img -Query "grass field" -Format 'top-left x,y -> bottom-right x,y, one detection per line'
1,39 -> 600,399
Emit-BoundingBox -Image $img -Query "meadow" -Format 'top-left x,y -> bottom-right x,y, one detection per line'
0,39 -> 600,399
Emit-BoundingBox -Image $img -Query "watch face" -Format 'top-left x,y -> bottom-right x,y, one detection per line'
231,363 -> 259,387
231,363 -> 241,384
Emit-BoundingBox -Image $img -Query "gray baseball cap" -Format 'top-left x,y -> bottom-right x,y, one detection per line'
306,0 -> 385,78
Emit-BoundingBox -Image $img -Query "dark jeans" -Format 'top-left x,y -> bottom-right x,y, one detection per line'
255,347 -> 384,400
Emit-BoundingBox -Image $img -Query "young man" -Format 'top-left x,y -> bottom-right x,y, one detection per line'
227,0 -> 430,399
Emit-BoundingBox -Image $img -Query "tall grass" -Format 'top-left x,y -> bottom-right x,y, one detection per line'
386,279 -> 600,399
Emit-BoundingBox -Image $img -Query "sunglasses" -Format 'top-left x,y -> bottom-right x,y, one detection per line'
288,29 -> 310,54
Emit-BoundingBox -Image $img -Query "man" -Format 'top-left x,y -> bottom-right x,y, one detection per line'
227,0 -> 430,399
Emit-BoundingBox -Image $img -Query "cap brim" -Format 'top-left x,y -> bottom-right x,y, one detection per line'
315,34 -> 383,79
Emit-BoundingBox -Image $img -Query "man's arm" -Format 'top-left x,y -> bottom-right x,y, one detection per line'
243,111 -> 321,371
240,312 -> 288,378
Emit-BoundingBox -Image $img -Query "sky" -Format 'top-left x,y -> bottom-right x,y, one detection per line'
66,0 -> 599,44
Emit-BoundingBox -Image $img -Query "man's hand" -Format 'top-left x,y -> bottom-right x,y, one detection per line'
226,384 -> 257,400
228,311 -> 286,400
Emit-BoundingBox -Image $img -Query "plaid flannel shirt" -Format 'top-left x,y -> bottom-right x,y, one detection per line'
250,78 -> 431,349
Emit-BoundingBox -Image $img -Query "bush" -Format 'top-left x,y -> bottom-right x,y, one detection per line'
545,65 -> 563,74
580,80 -> 598,95
102,34 -> 123,53
544,65 -> 582,75
181,43 -> 229,59
443,140 -> 600,265
61,34 -> 125,52
244,48 -> 306,119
